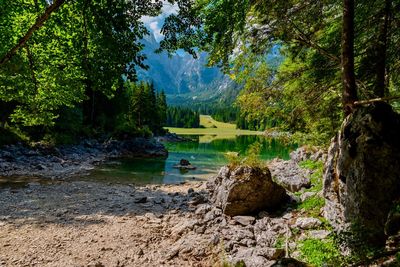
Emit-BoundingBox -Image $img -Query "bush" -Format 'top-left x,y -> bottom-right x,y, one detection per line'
225,141 -> 265,169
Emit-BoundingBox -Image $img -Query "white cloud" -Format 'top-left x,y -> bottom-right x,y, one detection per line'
141,1 -> 178,42
149,21 -> 164,41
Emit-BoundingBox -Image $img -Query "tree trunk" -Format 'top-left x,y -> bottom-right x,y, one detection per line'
341,0 -> 357,115
0,0 -> 66,67
373,0 -> 391,97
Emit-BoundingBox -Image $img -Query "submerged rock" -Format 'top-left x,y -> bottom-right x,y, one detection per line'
173,158 -> 197,170
208,165 -> 287,216
323,102 -> 400,246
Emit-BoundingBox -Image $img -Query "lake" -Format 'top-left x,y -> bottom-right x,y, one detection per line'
81,135 -> 297,185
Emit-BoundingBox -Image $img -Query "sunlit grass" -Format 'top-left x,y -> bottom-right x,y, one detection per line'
165,115 -> 263,142
200,115 -> 236,129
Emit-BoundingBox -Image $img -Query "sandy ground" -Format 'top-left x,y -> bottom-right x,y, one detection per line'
0,180 -> 216,267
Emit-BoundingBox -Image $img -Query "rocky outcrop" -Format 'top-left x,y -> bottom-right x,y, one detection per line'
0,138 -> 168,179
207,166 -> 288,216
323,103 -> 400,246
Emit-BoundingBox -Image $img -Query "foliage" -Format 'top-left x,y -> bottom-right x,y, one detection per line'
159,0 -> 400,145
225,141 -> 265,168
166,106 -> 200,128
299,238 -> 344,266
299,159 -> 324,191
0,0 -> 182,142
117,81 -> 167,137
298,196 -> 325,218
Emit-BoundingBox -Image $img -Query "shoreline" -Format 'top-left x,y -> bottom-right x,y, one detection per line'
0,138 -> 167,180
0,147 -> 329,267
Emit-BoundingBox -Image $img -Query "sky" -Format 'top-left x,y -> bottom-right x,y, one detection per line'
141,2 -> 179,42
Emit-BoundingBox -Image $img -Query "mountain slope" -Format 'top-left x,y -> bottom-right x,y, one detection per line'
137,34 -> 236,100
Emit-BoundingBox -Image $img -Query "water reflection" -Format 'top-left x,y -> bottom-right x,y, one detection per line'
0,135 -> 297,187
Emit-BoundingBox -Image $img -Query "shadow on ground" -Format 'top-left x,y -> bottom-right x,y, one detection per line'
0,180 -> 196,227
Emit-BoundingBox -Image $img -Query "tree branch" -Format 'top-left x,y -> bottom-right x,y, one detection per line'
0,0 -> 66,67
354,95 -> 400,106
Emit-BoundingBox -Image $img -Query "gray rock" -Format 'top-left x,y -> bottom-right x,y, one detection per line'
208,166 -> 287,216
323,103 -> 400,246
233,248 -> 278,267
293,217 -> 322,230
308,230 -> 331,239
269,159 -> 311,192
254,247 -> 285,260
195,204 -> 213,216
233,216 -> 256,226
300,192 -> 316,202
188,193 -> 207,206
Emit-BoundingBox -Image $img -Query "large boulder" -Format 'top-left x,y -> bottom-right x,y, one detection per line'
207,165 -> 288,216
268,159 -> 311,192
323,102 -> 400,247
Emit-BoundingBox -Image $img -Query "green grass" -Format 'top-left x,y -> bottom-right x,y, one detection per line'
293,159 -> 326,217
200,115 -> 236,129
299,159 -> 324,192
275,235 -> 286,249
299,238 -> 344,266
165,115 -> 263,142
298,196 -> 325,218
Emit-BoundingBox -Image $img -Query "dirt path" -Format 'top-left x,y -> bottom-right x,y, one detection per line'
0,181 -> 215,267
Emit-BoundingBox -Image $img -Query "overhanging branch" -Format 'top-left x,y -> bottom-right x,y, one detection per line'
0,0 -> 66,67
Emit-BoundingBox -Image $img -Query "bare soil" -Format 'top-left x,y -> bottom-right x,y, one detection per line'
0,180 -> 215,267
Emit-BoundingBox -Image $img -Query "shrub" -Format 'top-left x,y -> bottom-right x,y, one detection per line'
225,141 -> 265,169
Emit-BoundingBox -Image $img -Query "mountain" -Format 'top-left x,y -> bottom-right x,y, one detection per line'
137,33 -> 237,103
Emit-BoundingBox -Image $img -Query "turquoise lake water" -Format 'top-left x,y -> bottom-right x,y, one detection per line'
82,135 -> 297,184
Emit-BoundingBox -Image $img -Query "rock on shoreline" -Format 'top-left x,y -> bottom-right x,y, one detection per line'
0,138 -> 168,179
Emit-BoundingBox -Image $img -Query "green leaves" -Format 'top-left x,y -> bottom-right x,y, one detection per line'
0,0 -> 165,130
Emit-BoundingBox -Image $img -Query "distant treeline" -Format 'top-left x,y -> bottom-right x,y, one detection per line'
166,107 -> 200,128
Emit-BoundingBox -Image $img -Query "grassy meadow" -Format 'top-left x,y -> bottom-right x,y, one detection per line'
165,115 -> 263,142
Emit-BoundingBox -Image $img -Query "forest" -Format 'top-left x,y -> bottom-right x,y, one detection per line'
1,0 -> 400,266
166,106 -> 200,128
0,0 -> 168,144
